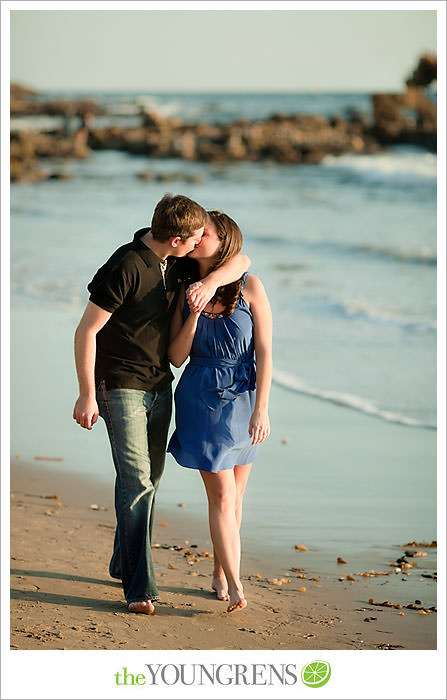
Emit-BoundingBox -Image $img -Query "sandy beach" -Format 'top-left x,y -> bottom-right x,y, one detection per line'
10,462 -> 436,651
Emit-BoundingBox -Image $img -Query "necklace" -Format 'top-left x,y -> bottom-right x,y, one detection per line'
159,259 -> 168,289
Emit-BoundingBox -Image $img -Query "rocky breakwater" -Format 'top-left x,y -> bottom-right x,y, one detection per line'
10,128 -> 93,183
10,84 -> 104,182
370,54 -> 437,150
88,111 -> 380,165
88,54 -> 436,164
10,54 -> 437,183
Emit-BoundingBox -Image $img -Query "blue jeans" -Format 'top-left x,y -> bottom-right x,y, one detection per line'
96,383 -> 172,605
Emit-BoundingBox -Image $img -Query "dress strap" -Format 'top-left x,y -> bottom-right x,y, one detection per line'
240,271 -> 249,290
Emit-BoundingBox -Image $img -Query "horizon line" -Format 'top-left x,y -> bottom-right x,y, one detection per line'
11,83 -> 438,95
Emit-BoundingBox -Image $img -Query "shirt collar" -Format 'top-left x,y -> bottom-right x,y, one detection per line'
132,227 -> 175,269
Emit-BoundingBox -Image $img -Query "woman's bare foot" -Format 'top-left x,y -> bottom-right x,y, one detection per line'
227,585 -> 247,613
212,574 -> 230,601
127,600 -> 155,614
227,597 -> 247,613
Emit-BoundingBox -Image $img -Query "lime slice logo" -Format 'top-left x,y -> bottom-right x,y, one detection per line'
301,660 -> 331,688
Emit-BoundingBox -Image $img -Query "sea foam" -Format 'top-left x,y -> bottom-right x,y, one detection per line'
322,148 -> 436,185
273,368 -> 436,430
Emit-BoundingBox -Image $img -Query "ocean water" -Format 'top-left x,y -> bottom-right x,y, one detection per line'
11,91 -> 375,132
10,93 -> 437,595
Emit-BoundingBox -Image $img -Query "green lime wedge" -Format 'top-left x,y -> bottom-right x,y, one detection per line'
301,660 -> 331,688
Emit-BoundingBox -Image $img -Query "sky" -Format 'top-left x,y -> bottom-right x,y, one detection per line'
9,8 -> 437,93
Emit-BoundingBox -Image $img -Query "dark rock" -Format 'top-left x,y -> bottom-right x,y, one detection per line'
48,172 -> 72,181
406,54 -> 437,87
179,131 -> 197,160
137,171 -> 156,181
140,107 -> 168,128
11,83 -> 37,100
10,158 -> 49,183
370,87 -> 436,150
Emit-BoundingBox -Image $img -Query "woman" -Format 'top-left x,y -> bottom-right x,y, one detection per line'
167,210 -> 272,613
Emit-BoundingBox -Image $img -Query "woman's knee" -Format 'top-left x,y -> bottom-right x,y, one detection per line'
208,486 -> 236,512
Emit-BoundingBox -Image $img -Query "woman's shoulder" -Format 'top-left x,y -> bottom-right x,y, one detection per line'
244,273 -> 264,292
242,274 -> 267,303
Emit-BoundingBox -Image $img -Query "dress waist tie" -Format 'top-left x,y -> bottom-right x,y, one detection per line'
188,356 -> 256,410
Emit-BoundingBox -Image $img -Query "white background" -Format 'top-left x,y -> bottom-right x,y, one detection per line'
2,2 -> 445,699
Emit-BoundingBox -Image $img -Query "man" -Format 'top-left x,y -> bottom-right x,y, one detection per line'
73,194 -> 250,614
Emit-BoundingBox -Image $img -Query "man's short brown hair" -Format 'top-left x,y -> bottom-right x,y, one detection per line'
151,194 -> 209,242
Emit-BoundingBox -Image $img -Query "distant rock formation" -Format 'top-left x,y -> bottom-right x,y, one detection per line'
10,82 -> 37,113
87,113 -> 380,165
406,54 -> 437,87
370,53 -> 436,150
10,54 -> 437,183
10,83 -> 104,119
10,129 -> 91,182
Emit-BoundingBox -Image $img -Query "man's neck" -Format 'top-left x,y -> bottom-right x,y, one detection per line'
140,231 -> 172,261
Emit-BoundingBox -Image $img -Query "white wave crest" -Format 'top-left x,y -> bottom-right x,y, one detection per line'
299,239 -> 437,267
273,368 -> 436,430
331,299 -> 436,333
322,148 -> 436,184
135,95 -> 188,119
353,244 -> 436,266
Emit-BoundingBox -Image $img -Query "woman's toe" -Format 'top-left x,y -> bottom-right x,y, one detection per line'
227,598 -> 247,613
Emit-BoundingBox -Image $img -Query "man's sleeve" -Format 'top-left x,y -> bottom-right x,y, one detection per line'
87,259 -> 137,313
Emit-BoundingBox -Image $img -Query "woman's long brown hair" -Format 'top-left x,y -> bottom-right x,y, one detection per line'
206,210 -> 244,316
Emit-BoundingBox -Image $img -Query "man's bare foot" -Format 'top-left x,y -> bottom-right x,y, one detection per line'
227,597 -> 247,613
212,575 -> 230,601
127,600 -> 155,614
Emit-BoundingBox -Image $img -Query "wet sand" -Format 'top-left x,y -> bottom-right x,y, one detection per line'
10,462 -> 436,650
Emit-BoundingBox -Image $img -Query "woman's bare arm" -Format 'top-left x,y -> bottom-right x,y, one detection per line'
168,286 -> 200,367
244,274 -> 273,445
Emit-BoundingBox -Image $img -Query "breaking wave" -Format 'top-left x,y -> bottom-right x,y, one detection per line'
273,368 -> 436,430
322,147 -> 436,186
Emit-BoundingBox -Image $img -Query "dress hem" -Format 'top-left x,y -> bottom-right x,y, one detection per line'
168,448 -> 256,473
179,461 -> 238,473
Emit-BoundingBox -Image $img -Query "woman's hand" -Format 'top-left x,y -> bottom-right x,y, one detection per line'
249,408 -> 270,445
186,280 -> 217,313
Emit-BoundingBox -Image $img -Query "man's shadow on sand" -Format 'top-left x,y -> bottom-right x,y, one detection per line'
11,568 -> 121,588
10,569 -> 211,616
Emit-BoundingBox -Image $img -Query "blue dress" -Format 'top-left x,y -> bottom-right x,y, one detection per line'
168,273 -> 258,472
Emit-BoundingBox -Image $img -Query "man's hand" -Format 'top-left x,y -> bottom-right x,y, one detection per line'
186,279 -> 217,313
73,396 -> 99,430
